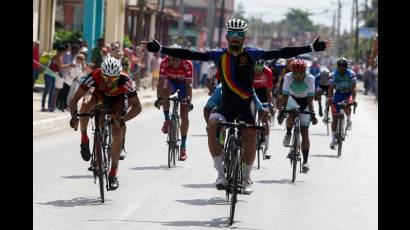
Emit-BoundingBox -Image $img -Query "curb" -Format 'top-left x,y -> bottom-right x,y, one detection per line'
33,89 -> 208,135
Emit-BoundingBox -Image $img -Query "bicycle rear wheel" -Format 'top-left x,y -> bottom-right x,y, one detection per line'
229,147 -> 240,225
256,132 -> 261,169
337,118 -> 344,157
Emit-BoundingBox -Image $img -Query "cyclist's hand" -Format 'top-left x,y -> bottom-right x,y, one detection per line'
311,115 -> 318,125
277,107 -> 286,125
69,110 -> 79,130
154,98 -> 162,109
312,36 -> 333,52
142,39 -> 161,52
353,100 -> 358,107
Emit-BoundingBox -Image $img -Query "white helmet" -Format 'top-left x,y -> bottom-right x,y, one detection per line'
225,18 -> 248,32
101,57 -> 122,76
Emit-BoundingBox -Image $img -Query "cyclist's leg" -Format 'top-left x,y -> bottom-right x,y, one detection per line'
208,105 -> 232,182
160,79 -> 173,119
177,83 -> 190,155
300,109 -> 311,165
79,92 -> 99,158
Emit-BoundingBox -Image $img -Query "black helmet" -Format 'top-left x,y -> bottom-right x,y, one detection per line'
337,57 -> 349,67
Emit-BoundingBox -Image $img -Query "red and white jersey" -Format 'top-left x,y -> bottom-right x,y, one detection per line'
253,66 -> 273,89
80,69 -> 137,98
159,56 -> 193,82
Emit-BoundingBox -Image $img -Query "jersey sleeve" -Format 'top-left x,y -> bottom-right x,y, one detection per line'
307,75 -> 315,97
282,73 -> 291,95
350,70 -> 357,84
264,67 -> 273,88
245,47 -> 265,61
159,59 -> 168,78
79,73 -> 96,91
183,60 -> 193,80
206,49 -> 226,64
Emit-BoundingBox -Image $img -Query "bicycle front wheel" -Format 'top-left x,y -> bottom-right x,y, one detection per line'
291,128 -> 300,183
229,148 -> 240,225
94,136 -> 105,203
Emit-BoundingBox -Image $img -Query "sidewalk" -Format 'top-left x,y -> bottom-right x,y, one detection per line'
33,86 -> 208,135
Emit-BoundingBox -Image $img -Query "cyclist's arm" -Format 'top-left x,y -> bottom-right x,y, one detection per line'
351,83 -> 357,101
307,96 -> 315,113
69,87 -> 87,115
262,45 -> 313,60
267,87 -> 273,103
161,47 -> 211,61
281,74 -> 291,108
186,79 -> 193,102
157,76 -> 166,97
121,94 -> 142,122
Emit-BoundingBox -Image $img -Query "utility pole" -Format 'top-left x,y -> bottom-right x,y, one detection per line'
355,0 -> 359,62
218,0 -> 225,48
337,0 -> 341,56
350,0 -> 355,58
178,0 -> 184,37
207,0 -> 216,48
136,0 -> 145,44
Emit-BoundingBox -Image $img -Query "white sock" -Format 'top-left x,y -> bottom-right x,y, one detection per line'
265,135 -> 270,150
331,132 -> 336,141
242,163 -> 252,180
212,155 -> 224,177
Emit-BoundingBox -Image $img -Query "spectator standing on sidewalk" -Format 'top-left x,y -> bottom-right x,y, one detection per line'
150,52 -> 161,90
56,43 -> 73,111
67,54 -> 88,106
91,37 -> 105,68
41,45 -> 74,112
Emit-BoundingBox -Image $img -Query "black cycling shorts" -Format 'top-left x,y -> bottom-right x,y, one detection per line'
255,87 -> 268,103
318,84 -> 329,96
214,99 -> 255,124
92,92 -> 128,117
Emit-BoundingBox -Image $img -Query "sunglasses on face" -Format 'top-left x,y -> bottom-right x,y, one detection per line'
170,57 -> 181,62
227,31 -> 246,38
102,74 -> 119,81
292,71 -> 305,76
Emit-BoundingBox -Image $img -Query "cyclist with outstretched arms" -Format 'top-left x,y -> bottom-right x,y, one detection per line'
143,18 -> 332,194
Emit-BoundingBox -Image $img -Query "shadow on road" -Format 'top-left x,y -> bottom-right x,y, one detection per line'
128,165 -> 173,170
176,197 -> 228,206
61,175 -> 93,179
181,183 -> 216,189
256,179 -> 305,184
87,218 -> 261,229
36,197 -> 109,207
310,154 -> 339,158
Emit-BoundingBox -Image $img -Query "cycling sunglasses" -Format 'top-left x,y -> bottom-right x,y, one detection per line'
102,74 -> 119,81
292,71 -> 305,76
227,31 -> 246,38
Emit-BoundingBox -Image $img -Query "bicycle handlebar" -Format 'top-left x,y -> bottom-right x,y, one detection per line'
281,109 -> 315,116
218,121 -> 265,131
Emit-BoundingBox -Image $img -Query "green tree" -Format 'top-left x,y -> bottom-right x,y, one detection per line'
281,8 -> 316,37
232,2 -> 246,20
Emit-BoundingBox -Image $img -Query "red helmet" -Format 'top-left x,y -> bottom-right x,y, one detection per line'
290,59 -> 307,72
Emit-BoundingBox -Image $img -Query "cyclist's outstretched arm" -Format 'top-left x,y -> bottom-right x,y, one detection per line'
262,37 -> 332,60
142,39 -> 211,61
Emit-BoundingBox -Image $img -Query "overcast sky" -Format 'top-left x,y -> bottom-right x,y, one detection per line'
234,0 -> 365,32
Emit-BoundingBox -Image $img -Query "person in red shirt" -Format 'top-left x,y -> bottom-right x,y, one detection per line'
69,57 -> 142,190
155,44 -> 193,161
253,60 -> 273,159
33,41 -> 40,90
